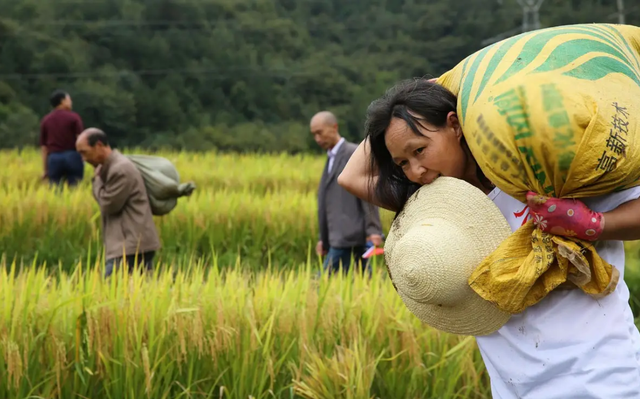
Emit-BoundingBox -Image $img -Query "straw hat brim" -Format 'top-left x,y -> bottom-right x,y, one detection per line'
384,177 -> 513,336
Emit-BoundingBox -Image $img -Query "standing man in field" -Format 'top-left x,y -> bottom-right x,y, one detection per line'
40,89 -> 85,187
76,128 -> 161,278
310,111 -> 384,275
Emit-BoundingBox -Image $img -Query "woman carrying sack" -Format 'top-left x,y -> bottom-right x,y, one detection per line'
339,23 -> 640,398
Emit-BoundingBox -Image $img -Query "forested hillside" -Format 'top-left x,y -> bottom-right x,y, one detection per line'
0,0 -> 636,151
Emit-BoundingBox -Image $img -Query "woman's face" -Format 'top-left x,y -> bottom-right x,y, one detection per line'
384,112 -> 468,185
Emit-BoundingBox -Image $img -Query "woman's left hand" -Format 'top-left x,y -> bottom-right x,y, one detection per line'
526,191 -> 604,241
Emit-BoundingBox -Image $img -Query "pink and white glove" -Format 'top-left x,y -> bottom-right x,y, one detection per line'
526,191 -> 604,241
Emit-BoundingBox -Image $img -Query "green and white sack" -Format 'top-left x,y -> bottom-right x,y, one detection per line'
125,154 -> 196,216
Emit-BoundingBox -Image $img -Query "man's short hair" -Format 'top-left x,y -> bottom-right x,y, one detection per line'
49,90 -> 68,108
87,129 -> 110,147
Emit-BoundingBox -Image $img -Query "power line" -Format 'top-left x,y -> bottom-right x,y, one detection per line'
0,19 -> 398,37
0,66 -> 310,81
2,26 -> 221,38
6,19 -> 251,27
0,18 -> 393,29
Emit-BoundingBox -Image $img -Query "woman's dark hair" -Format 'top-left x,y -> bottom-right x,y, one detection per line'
364,78 -> 458,213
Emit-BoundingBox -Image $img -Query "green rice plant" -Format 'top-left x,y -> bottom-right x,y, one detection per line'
0,258 -> 491,399
0,184 -> 394,271
0,149 -> 325,194
1,145 -> 639,399
0,148 -> 394,271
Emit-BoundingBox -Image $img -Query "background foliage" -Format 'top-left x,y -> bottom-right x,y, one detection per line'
1,0 -> 637,152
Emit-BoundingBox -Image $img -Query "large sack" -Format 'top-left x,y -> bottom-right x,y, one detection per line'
436,23 -> 640,314
125,154 -> 196,216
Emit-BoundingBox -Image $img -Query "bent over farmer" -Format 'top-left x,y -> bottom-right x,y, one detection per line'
76,128 -> 161,277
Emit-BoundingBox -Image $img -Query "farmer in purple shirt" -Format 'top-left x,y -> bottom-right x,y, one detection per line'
39,90 -> 85,187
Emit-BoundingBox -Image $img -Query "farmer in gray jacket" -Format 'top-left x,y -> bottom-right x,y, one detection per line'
310,111 -> 383,275
76,128 -> 161,277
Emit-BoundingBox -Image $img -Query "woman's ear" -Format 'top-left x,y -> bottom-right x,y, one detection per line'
446,111 -> 463,140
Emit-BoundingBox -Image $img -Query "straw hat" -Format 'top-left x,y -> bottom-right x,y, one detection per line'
384,177 -> 512,336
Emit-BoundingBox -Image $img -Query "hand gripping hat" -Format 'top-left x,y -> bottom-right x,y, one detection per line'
384,177 -> 512,336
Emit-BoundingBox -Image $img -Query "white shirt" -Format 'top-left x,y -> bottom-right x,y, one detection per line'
327,137 -> 345,174
477,187 -> 640,399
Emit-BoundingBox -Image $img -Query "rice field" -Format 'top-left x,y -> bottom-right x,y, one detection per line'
0,261 -> 491,399
1,148 -> 639,398
0,149 -> 393,270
